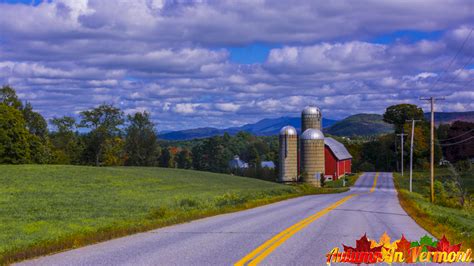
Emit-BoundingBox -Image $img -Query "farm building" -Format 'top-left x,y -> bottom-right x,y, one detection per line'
228,155 -> 249,169
324,137 -> 352,179
278,106 -> 353,186
261,161 -> 276,169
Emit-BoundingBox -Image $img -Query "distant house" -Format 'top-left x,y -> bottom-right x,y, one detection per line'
261,161 -> 275,169
324,137 -> 352,179
228,155 -> 249,169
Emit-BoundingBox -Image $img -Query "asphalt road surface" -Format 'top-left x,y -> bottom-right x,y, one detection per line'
19,172 -> 431,266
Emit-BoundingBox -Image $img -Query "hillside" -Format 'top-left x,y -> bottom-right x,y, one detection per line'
424,111 -> 474,125
325,113 -> 393,137
159,111 -> 474,140
159,116 -> 338,140
0,165 -> 345,264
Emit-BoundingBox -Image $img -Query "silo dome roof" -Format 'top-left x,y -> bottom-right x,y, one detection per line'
279,125 -> 297,136
301,128 -> 324,140
302,106 -> 321,116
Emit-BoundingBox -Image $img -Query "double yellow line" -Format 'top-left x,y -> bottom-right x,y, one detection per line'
234,172 -> 379,266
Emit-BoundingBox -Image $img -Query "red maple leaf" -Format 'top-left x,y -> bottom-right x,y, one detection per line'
395,235 -> 414,263
427,235 -> 461,253
343,234 -> 383,253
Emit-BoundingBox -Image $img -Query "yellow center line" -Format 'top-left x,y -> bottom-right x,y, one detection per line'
234,172 -> 379,266
370,172 -> 379,193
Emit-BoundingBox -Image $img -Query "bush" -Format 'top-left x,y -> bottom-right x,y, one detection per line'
178,198 -> 201,209
147,206 -> 169,219
214,192 -> 247,207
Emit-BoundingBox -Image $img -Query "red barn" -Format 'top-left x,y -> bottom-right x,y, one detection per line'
324,137 -> 352,180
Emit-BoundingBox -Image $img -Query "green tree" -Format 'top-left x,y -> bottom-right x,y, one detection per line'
159,147 -> 177,168
102,137 -> 126,166
79,104 -> 124,166
124,112 -> 160,166
383,104 -> 424,133
0,104 -> 30,163
50,116 -> 82,164
22,102 -> 53,163
176,148 -> 193,169
22,102 -> 48,138
0,85 -> 22,109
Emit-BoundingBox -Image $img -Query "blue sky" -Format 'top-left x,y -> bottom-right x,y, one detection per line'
0,0 -> 473,130
227,43 -> 280,64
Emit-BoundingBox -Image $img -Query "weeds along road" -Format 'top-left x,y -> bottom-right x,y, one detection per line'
18,173 -> 430,266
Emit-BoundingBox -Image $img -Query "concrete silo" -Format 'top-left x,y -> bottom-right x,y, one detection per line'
301,106 -> 322,131
278,126 -> 298,183
300,128 -> 325,186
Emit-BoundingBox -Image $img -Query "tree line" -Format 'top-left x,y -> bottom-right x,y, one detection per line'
1,85 -> 469,178
0,86 -> 278,180
0,86 -> 162,166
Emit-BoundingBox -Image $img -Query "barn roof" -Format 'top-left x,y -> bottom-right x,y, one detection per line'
324,137 -> 352,160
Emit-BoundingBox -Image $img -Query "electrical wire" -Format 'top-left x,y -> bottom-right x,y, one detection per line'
438,129 -> 474,142
437,136 -> 474,146
445,54 -> 474,85
430,28 -> 473,90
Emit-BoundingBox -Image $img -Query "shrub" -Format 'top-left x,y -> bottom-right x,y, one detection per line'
214,193 -> 247,207
147,206 -> 169,219
178,198 -> 201,209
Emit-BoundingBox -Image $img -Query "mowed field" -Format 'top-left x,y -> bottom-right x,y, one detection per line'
0,165 -> 346,263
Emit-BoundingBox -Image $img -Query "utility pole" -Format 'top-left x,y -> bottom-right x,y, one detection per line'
406,119 -> 421,192
420,96 -> 445,203
397,133 -> 407,176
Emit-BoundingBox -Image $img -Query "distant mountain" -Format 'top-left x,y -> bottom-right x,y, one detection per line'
324,114 -> 393,137
159,116 -> 338,140
424,111 -> 474,125
158,127 -> 233,141
159,111 -> 474,140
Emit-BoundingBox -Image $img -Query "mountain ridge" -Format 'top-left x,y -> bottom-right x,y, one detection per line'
159,111 -> 474,140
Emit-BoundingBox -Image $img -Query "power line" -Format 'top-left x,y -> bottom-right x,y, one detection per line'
438,136 -> 474,146
430,28 -> 473,90
438,129 -> 474,142
445,54 -> 474,85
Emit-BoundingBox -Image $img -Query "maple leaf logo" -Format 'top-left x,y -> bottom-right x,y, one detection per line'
370,232 -> 400,264
395,234 -> 413,263
426,235 -> 461,253
343,233 -> 383,253
411,234 -> 437,252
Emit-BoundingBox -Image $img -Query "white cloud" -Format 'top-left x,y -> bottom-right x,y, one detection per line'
0,1 -> 473,130
215,103 -> 240,112
173,103 -> 200,114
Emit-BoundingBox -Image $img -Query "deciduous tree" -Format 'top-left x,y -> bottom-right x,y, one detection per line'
80,104 -> 124,166
0,104 -> 30,163
383,104 -> 424,133
124,112 -> 160,166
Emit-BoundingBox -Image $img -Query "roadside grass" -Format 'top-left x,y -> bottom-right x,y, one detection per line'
323,173 -> 361,188
393,170 -> 474,249
0,165 -> 352,264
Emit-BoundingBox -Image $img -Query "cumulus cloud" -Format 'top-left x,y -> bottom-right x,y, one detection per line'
215,103 -> 240,112
0,0 -> 473,130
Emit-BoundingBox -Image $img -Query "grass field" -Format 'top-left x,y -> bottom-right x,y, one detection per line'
394,168 -> 474,249
0,165 -> 350,264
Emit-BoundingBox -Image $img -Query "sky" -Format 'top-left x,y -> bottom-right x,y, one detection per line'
0,0 -> 473,131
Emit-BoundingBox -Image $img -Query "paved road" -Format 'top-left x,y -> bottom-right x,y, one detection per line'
19,172 -> 430,265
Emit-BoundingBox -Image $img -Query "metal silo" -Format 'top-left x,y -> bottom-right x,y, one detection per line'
300,128 -> 325,186
279,126 -> 298,183
301,106 -> 322,131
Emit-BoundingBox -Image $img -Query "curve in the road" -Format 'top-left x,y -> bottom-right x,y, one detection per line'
17,172 -> 431,266
235,173 -> 379,266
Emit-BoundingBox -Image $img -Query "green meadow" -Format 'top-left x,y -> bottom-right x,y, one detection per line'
0,165 -> 348,263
